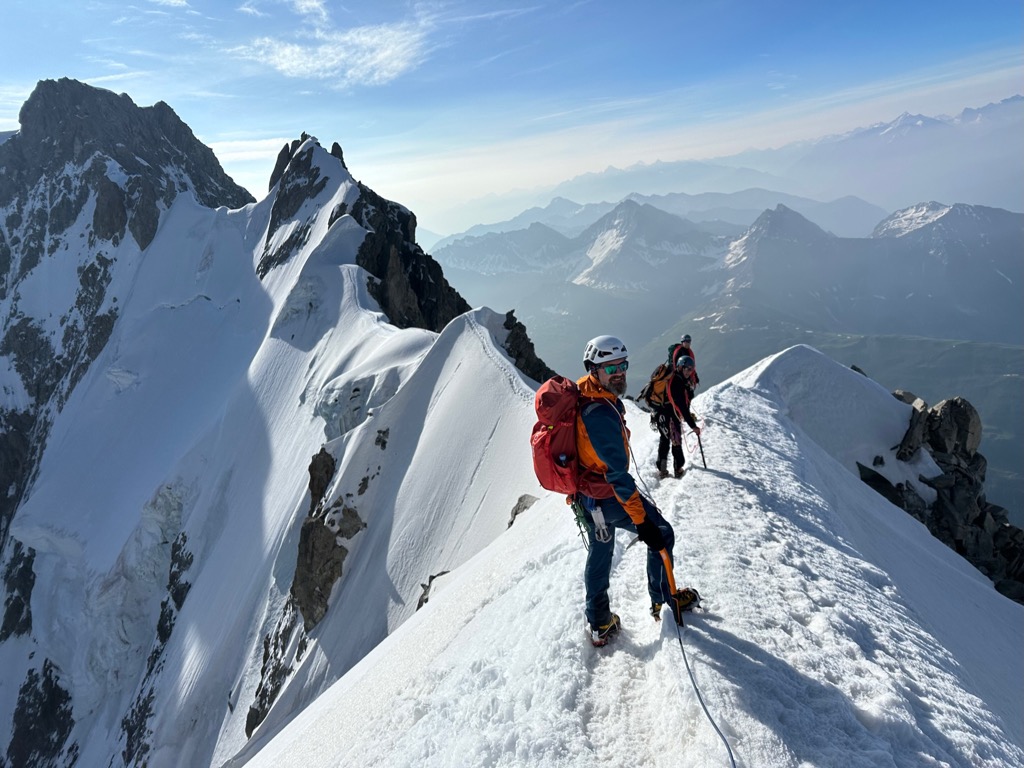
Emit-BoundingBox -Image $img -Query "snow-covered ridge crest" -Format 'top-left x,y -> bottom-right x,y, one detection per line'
871,201 -> 951,237
235,345 -> 1024,768
1,114 -> 543,765
731,344 -> 940,494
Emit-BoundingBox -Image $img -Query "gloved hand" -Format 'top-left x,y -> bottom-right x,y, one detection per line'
636,519 -> 666,551
692,425 -> 701,436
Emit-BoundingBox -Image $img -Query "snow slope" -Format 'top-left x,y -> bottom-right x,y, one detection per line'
234,346 -> 1023,768
0,139 -> 542,767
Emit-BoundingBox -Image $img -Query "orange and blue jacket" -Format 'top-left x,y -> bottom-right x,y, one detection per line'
575,374 -> 648,524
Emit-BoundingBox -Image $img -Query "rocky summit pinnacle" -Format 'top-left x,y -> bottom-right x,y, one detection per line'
2,78 -> 254,224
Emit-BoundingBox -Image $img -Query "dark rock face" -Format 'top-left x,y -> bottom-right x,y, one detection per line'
6,660 -> 78,766
291,446 -> 369,631
117,532 -> 194,765
265,134 -> 472,332
247,447 -> 361,737
259,134 -> 473,334
262,135 -> 557,372
258,134 -> 329,277
878,391 -> 1023,602
502,310 -> 556,384
246,599 -> 306,739
0,540 -> 35,641
350,183 -> 471,333
6,78 -> 254,218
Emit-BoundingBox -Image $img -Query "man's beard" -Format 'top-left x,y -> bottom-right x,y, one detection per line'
607,377 -> 627,396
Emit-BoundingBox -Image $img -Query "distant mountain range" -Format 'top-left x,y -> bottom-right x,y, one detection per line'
436,198 -> 1022,343
435,199 -> 1024,520
433,95 -> 1022,235
429,188 -> 888,250
723,96 -> 1024,213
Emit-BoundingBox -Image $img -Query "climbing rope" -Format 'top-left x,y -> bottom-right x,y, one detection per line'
673,620 -> 738,768
603,400 -> 736,764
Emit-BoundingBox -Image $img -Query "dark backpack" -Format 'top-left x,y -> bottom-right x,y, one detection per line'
668,343 -> 690,367
639,363 -> 673,408
531,376 -> 582,494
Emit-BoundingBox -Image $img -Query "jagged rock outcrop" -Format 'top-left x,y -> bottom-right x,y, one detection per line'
5,78 -> 253,216
350,183 -> 470,333
7,660 -> 77,766
260,135 -> 473,332
0,540 -> 35,641
502,310 -> 556,383
416,571 -> 451,610
869,390 -> 1023,602
507,494 -> 539,528
246,599 -> 306,739
292,448 -> 341,629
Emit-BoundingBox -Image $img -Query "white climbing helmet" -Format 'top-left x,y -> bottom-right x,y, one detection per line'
583,335 -> 628,370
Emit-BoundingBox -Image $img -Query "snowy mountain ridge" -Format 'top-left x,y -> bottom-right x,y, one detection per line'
870,201 -> 953,237
0,81 -> 530,768
0,79 -> 1021,768
232,345 -> 1024,768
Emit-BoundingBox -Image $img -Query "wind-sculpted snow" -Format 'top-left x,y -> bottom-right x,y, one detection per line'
730,345 -> 942,497
224,306 -> 540,755
235,346 -> 1023,768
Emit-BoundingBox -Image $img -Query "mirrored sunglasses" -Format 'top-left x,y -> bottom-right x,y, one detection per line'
601,361 -> 629,374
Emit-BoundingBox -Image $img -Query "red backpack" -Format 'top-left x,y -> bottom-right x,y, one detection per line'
531,376 -> 617,498
531,376 -> 580,494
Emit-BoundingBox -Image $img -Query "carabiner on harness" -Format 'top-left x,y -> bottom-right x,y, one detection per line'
582,495 -> 612,543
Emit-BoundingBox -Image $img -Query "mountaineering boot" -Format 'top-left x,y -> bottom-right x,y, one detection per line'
674,466 -> 686,478
655,460 -> 668,479
590,613 -> 621,647
668,588 -> 701,625
650,602 -> 663,621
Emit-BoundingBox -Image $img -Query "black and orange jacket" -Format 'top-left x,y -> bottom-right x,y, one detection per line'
574,374 -> 647,524
666,373 -> 699,431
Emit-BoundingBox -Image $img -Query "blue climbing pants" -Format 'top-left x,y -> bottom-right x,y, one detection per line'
581,494 -> 675,629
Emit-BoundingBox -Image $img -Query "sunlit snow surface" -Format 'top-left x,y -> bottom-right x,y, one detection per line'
235,346 -> 1023,768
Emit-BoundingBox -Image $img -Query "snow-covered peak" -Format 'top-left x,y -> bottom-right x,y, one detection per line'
871,201 -> 952,237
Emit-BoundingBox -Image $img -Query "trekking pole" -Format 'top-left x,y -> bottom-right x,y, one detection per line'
658,551 -> 738,768
697,432 -> 707,469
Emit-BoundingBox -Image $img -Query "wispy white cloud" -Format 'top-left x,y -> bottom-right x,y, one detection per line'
291,0 -> 329,25
765,70 -> 799,92
86,57 -> 133,72
442,6 -> 540,24
147,0 -> 191,6
234,20 -> 430,85
237,1 -> 268,17
208,136 -> 292,162
83,70 -> 156,86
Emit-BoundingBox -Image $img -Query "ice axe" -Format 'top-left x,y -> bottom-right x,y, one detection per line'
658,549 -> 699,626
697,432 -> 707,469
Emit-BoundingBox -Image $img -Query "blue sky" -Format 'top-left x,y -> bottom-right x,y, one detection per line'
2,0 -> 1021,232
